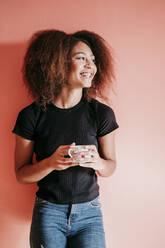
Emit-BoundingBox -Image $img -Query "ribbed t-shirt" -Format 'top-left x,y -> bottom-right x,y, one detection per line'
12,97 -> 119,204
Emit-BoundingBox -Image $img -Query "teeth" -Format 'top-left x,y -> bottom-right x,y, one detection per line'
81,71 -> 91,74
80,72 -> 93,77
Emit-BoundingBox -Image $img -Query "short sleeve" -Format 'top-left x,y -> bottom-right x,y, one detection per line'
96,102 -> 119,137
12,104 -> 37,140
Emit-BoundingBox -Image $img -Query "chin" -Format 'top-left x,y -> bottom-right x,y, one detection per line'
81,80 -> 92,88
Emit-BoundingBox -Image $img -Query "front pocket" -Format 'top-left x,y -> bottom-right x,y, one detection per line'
88,197 -> 101,208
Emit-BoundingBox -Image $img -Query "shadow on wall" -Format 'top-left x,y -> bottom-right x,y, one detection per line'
0,43 -> 37,241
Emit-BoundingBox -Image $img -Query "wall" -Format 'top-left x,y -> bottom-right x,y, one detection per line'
0,0 -> 165,247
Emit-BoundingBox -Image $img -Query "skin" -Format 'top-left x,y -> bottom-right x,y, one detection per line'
14,41 -> 117,183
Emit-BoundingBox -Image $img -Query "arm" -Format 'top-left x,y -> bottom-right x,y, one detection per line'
96,130 -> 117,177
80,130 -> 117,177
14,135 -> 78,184
14,135 -> 53,184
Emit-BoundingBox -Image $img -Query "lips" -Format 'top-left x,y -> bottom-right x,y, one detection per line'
80,71 -> 94,78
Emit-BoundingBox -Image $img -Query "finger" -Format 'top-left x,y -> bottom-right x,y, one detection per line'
58,142 -> 75,150
59,164 -> 79,170
83,145 -> 97,152
58,162 -> 80,169
59,152 -> 70,158
58,157 -> 79,164
60,143 -> 76,155
84,159 -> 97,164
70,142 -> 76,146
63,142 -> 76,149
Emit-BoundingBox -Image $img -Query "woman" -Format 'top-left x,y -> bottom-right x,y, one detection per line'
12,29 -> 119,248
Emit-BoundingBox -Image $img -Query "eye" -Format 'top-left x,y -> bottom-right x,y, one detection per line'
92,58 -> 96,63
76,56 -> 85,60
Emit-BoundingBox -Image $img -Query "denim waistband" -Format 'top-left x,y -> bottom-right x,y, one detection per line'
35,195 -> 101,213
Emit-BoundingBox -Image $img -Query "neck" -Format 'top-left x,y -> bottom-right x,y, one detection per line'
53,88 -> 83,109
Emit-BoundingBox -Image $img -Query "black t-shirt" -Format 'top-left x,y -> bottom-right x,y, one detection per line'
12,97 -> 119,204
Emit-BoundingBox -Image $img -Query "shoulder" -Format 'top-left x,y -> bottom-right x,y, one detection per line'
89,98 -> 119,137
15,102 -> 42,128
13,102 -> 42,140
17,102 -> 42,120
89,98 -> 115,117
18,102 -> 40,115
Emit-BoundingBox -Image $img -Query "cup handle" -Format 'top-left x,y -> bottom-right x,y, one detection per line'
68,148 -> 72,158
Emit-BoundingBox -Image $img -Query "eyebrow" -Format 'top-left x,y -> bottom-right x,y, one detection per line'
72,52 -> 95,57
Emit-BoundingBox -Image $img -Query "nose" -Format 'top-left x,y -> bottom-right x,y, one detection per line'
84,58 -> 92,68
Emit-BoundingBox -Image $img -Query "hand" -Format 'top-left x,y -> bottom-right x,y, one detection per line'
79,145 -> 104,171
48,143 -> 81,171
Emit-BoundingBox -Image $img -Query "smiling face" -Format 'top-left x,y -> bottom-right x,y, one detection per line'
67,41 -> 97,89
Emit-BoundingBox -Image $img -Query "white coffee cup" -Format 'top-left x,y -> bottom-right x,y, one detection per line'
68,145 -> 92,160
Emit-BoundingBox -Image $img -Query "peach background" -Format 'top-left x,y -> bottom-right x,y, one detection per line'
1,0 -> 165,247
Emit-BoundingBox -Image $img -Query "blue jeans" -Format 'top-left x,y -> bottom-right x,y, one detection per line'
30,196 -> 106,248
